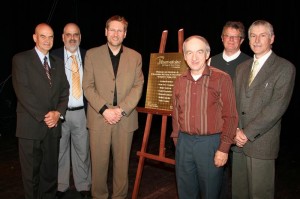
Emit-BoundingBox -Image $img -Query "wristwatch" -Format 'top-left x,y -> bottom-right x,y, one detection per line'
59,113 -> 65,121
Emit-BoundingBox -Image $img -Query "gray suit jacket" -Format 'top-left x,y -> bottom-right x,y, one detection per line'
12,49 -> 69,140
82,44 -> 144,132
233,52 -> 296,159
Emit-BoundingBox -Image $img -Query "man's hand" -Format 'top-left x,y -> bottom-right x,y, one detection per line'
173,138 -> 178,146
235,128 -> 248,147
44,111 -> 60,128
214,150 -> 228,167
103,108 -> 122,124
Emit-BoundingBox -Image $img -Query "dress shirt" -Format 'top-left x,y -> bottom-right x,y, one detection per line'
251,50 -> 273,78
35,47 -> 51,68
171,66 -> 238,153
222,50 -> 241,62
65,51 -> 84,107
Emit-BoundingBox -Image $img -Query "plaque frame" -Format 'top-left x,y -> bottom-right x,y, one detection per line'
145,52 -> 187,111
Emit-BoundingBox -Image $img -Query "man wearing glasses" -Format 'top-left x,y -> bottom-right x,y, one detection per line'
51,23 -> 91,199
208,21 -> 251,199
208,21 -> 251,80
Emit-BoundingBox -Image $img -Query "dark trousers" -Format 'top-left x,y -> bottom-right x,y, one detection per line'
19,131 -> 60,199
175,132 -> 223,199
220,151 -> 232,199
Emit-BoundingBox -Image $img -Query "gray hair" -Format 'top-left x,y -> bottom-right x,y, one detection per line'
183,35 -> 211,53
248,20 -> 274,39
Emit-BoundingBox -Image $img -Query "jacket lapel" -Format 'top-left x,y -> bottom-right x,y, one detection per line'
248,53 -> 275,89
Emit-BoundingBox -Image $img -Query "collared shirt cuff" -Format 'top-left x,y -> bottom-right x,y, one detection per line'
99,105 -> 108,115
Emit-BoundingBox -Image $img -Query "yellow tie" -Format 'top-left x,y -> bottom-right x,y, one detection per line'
248,60 -> 259,86
71,55 -> 82,99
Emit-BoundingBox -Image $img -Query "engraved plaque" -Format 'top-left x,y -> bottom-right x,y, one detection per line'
145,53 -> 188,111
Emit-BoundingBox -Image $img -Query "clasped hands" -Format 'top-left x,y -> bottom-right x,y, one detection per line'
235,128 -> 248,147
103,107 -> 123,125
44,111 -> 60,128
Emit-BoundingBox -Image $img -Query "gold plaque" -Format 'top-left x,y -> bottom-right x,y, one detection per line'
145,53 -> 188,111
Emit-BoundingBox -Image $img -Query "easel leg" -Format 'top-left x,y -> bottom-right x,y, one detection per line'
132,113 -> 153,199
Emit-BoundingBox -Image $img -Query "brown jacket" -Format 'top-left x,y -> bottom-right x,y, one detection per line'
82,44 -> 144,132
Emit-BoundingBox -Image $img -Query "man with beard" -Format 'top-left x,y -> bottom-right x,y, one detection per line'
51,23 -> 91,199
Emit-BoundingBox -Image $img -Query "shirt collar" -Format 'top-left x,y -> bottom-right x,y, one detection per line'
35,47 -> 49,63
254,50 -> 272,65
222,50 -> 241,62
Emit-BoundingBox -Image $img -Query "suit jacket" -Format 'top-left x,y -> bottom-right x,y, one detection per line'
83,44 -> 144,132
233,52 -> 296,159
12,49 -> 69,140
51,47 -> 88,111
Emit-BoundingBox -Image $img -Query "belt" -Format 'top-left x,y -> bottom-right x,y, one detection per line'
67,106 -> 84,111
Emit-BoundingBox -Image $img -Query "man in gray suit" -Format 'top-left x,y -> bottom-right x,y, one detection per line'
51,23 -> 91,199
82,15 -> 144,199
232,20 -> 296,199
12,23 -> 69,199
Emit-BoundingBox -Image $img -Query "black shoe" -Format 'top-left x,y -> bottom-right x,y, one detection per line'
56,191 -> 66,199
79,190 -> 91,199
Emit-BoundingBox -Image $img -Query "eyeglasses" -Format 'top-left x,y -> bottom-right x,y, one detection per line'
64,52 -> 82,72
222,34 -> 241,40
64,33 -> 80,38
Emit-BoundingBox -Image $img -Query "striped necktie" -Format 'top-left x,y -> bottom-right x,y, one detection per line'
43,56 -> 52,87
71,55 -> 82,99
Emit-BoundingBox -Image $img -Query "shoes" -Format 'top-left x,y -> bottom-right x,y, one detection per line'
55,191 -> 66,199
80,190 -> 91,199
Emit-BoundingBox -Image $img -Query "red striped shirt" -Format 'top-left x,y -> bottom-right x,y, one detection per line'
171,65 -> 238,153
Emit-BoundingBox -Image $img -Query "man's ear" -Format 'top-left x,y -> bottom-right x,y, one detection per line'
33,34 -> 37,43
206,52 -> 210,60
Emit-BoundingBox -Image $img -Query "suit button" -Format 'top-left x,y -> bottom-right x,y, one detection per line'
242,112 -> 245,115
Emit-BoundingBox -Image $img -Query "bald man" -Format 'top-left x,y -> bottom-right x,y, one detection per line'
12,23 -> 69,199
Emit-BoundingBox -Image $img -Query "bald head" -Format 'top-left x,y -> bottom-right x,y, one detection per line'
33,23 -> 54,55
63,23 -> 80,34
62,23 -> 81,53
35,23 -> 53,35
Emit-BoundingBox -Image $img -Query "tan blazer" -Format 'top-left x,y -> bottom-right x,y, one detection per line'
82,44 -> 144,132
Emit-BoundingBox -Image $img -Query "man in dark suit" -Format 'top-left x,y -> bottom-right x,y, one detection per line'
82,15 -> 144,199
12,23 -> 69,199
232,20 -> 296,199
51,23 -> 91,199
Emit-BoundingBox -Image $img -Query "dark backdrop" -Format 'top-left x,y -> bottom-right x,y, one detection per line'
1,0 -> 299,137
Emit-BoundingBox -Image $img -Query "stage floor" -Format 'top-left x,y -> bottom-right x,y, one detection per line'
0,114 -> 299,199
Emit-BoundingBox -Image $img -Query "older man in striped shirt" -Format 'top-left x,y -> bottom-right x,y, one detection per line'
171,35 -> 238,199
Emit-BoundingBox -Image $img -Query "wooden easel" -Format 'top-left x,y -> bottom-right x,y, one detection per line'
132,29 -> 184,199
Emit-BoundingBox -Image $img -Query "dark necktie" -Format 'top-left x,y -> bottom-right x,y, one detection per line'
43,56 -> 52,87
